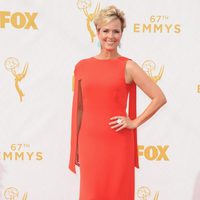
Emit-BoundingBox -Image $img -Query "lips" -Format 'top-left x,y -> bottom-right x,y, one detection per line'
106,41 -> 115,45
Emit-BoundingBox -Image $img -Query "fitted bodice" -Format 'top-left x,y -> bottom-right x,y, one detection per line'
81,57 -> 130,116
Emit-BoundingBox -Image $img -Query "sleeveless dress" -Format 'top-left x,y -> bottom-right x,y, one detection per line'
68,56 -> 139,200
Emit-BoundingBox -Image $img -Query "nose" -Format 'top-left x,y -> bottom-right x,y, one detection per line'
108,31 -> 114,38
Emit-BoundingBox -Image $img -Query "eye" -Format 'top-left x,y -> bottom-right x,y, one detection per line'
114,30 -> 120,33
103,29 -> 109,33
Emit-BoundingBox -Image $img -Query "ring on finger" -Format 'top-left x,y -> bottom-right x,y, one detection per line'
116,118 -> 123,125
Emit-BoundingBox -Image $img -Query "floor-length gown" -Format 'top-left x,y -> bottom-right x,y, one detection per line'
69,56 -> 139,200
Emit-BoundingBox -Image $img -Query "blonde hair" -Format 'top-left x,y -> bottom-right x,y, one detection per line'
94,5 -> 126,32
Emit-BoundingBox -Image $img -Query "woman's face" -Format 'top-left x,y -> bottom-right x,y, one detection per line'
97,18 -> 123,51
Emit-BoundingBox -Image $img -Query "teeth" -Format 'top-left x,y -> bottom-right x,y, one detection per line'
107,41 -> 115,44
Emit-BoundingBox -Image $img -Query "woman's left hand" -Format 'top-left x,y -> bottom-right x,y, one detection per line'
109,116 -> 137,132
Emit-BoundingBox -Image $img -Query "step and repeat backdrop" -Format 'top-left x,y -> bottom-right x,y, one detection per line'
0,0 -> 200,199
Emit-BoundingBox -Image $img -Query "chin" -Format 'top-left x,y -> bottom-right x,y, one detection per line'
104,46 -> 118,51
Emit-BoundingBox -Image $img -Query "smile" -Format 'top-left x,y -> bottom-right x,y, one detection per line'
106,41 -> 115,45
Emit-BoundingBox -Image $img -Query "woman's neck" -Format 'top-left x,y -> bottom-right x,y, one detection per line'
96,49 -> 121,59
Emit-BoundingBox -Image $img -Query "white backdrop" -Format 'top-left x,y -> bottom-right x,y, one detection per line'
0,0 -> 200,200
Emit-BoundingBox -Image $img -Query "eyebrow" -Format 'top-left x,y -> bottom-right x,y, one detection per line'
102,28 -> 121,30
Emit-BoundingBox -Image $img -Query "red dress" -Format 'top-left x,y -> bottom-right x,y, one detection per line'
69,56 -> 139,200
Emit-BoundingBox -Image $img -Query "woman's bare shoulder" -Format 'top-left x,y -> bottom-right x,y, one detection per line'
126,59 -> 142,72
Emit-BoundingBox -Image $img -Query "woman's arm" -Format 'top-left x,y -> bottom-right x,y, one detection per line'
127,60 -> 167,128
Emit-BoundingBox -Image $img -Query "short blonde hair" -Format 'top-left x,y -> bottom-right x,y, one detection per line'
94,5 -> 126,32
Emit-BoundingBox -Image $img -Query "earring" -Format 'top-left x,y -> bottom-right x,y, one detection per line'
118,42 -> 121,48
97,41 -> 101,48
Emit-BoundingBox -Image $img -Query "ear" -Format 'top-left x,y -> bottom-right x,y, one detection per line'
96,29 -> 100,36
96,29 -> 101,39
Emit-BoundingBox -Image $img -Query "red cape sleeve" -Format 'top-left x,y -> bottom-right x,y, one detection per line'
124,57 -> 139,169
129,81 -> 139,168
68,63 -> 81,174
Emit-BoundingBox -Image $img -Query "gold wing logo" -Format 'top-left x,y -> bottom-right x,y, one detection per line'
77,0 -> 100,42
4,187 -> 28,200
142,60 -> 164,83
137,186 -> 159,200
4,57 -> 29,102
22,193 -> 28,200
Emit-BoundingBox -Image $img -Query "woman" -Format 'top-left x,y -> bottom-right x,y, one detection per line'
69,5 -> 167,200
